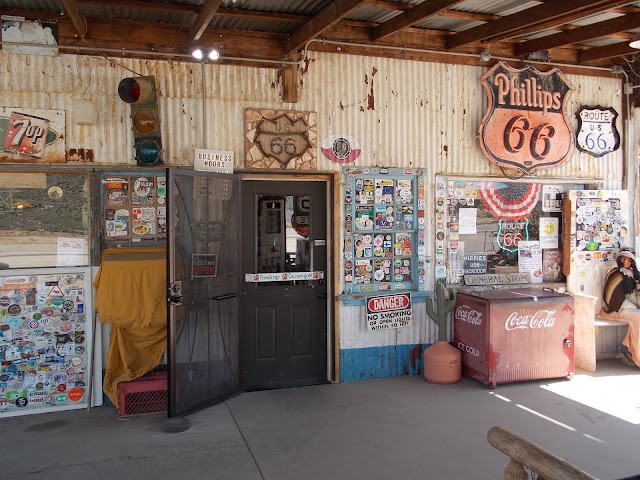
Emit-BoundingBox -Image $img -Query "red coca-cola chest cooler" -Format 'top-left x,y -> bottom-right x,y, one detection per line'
453,288 -> 574,388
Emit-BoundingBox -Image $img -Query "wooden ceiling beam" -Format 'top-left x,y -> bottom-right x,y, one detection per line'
516,11 -> 640,56
447,0 -> 632,49
370,0 -> 465,42
286,0 -> 368,56
579,39 -> 637,61
189,0 -> 222,41
61,0 -> 87,38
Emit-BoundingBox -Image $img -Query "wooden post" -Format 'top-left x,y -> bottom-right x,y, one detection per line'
282,63 -> 299,103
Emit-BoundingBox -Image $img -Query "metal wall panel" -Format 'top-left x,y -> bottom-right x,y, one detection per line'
0,50 -> 628,358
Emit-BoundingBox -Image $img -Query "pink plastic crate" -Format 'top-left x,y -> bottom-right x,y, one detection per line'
117,371 -> 167,417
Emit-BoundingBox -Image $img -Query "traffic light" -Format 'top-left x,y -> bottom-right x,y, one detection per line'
118,75 -> 162,167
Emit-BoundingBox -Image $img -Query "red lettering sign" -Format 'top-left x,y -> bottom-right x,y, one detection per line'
479,62 -> 574,174
367,294 -> 410,312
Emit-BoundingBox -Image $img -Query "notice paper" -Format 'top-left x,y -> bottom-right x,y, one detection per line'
459,208 -> 477,235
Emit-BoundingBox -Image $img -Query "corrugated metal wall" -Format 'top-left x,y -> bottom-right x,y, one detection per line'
0,50 -> 627,364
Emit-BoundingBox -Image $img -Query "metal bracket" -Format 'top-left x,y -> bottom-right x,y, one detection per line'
168,280 -> 183,306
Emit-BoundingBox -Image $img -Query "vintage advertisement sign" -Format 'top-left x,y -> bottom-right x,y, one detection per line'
575,106 -> 620,157
366,293 -> 413,331
0,107 -> 65,163
1,16 -> 59,56
479,62 -> 574,174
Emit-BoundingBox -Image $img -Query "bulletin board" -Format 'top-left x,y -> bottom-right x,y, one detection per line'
342,167 -> 428,296
101,172 -> 167,246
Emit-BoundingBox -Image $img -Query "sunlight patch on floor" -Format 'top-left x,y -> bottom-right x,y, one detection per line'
540,372 -> 640,425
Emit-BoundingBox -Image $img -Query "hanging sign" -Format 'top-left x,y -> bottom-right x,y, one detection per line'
575,106 -> 620,157
479,62 -> 574,174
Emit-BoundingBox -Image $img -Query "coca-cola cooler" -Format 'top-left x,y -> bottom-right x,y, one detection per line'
453,288 -> 574,388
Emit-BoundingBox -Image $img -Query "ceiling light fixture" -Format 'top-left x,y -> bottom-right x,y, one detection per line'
192,48 -> 203,60
629,33 -> 640,49
208,49 -> 220,61
480,50 -> 491,62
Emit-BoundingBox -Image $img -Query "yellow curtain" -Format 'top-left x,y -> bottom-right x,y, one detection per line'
94,247 -> 166,407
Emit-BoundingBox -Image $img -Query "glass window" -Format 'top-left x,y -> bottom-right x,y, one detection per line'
256,194 -> 312,286
0,171 -> 89,268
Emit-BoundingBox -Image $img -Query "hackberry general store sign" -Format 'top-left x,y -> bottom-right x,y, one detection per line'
479,62 -> 574,174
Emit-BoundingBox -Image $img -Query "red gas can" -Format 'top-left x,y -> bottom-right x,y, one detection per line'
453,288 -> 574,388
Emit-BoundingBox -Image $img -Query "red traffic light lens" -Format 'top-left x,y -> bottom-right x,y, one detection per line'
118,77 -> 155,104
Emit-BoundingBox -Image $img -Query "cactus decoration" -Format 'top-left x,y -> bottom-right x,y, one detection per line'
427,283 -> 456,342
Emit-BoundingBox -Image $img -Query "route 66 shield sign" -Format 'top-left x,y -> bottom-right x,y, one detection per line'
576,106 -> 620,157
479,62 -> 575,174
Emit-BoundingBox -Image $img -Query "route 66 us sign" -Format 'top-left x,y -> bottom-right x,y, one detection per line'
576,106 -> 620,157
479,62 -> 575,174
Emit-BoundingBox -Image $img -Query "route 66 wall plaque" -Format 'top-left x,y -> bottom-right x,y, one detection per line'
245,109 -> 317,169
575,105 -> 620,157
479,62 -> 575,174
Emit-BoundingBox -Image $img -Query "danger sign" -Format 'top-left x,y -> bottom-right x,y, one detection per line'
366,293 -> 412,331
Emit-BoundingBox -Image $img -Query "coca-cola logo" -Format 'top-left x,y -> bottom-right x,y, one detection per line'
455,305 -> 483,325
505,309 -> 557,331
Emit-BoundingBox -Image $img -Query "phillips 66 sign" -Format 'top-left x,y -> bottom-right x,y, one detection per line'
575,106 -> 620,157
479,62 -> 575,174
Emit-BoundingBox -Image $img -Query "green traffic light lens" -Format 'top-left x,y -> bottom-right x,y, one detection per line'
136,139 -> 161,165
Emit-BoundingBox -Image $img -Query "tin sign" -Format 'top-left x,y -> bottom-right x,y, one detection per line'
194,149 -> 234,173
479,62 -> 574,174
366,293 -> 413,331
575,106 -> 620,157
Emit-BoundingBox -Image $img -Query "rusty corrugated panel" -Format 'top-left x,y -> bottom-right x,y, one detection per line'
304,51 -> 623,183
0,51 -> 623,177
340,302 -> 438,350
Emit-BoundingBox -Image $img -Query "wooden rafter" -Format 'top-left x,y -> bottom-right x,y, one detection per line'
580,39 -> 638,62
61,0 -> 87,38
446,0 -> 633,49
189,0 -> 222,41
370,0 -> 465,42
286,0 -> 368,56
516,12 -> 640,56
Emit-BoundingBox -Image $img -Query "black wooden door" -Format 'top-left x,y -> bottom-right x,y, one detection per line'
240,180 -> 328,389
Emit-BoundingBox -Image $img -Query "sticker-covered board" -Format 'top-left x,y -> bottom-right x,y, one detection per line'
0,268 -> 95,417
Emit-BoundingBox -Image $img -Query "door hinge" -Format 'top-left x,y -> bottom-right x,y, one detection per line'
169,281 -> 183,306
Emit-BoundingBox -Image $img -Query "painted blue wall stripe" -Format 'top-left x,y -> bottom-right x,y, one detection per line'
340,344 -> 433,382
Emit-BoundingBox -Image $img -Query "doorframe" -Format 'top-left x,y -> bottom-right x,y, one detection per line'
238,171 -> 339,383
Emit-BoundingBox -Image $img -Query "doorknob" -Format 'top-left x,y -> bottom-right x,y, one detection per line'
317,292 -> 327,299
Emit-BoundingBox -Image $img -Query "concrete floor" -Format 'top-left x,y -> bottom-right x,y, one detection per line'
1,359 -> 640,480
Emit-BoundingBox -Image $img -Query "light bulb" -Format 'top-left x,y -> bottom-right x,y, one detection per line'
208,49 -> 220,60
192,49 -> 203,60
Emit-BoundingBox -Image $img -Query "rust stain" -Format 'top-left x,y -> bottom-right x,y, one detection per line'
339,101 -> 344,111
409,344 -> 422,371
367,67 -> 377,111
67,148 -> 94,162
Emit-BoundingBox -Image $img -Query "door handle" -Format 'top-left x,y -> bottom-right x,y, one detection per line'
317,292 -> 327,300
